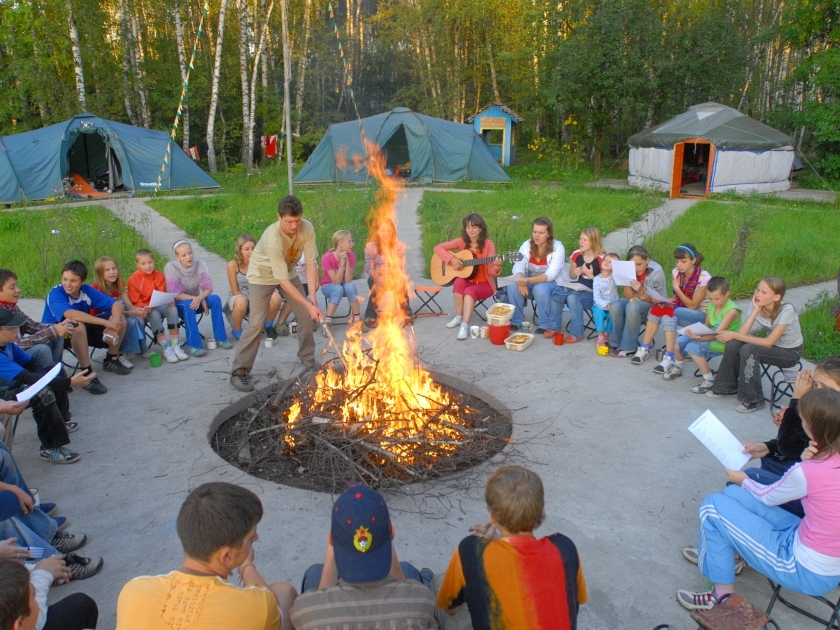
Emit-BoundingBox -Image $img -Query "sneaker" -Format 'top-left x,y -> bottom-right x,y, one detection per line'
446,316 -> 463,329
51,530 -> 87,553
534,327 -> 547,335
682,547 -> 745,575
736,400 -> 766,413
653,357 -> 674,375
102,356 -> 131,376
706,390 -> 735,399
64,553 -> 104,581
116,355 -> 134,369
676,589 -> 717,611
38,502 -> 58,517
609,348 -> 635,358
218,340 -> 233,349
597,333 -> 607,346
82,377 -> 107,395
275,323 -> 290,337
630,347 -> 650,365
162,345 -> 179,364
63,419 -> 79,432
172,344 -> 188,361
456,323 -> 469,340
230,371 -> 254,392
188,346 -> 206,357
322,321 -> 332,338
54,516 -> 68,531
663,364 -> 683,381
265,325 -> 277,340
231,328 -> 242,339
691,379 -> 714,394
39,447 -> 81,464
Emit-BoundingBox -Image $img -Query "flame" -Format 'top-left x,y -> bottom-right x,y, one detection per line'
281,141 -> 468,467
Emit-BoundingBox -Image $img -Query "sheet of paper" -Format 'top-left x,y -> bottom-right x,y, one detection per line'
688,409 -> 751,470
555,279 -> 593,292
645,286 -> 672,304
15,363 -> 61,402
611,261 -> 637,286
677,322 -> 716,336
150,290 -> 179,308
496,273 -> 524,288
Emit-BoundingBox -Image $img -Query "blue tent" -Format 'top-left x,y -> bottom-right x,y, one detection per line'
295,108 -> 510,184
0,113 -> 219,202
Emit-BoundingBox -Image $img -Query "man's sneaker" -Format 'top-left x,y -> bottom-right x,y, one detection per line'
681,547 -> 745,574
64,421 -> 79,433
706,390 -> 735,399
53,516 -> 68,531
188,346 -> 206,357
630,347 -> 650,365
230,371 -> 254,392
264,325 -> 277,340
609,348 -> 635,358
736,400 -> 766,413
676,589 -> 717,611
83,377 -> 107,395
662,364 -> 683,381
64,553 -> 104,581
162,345 -> 179,364
652,357 -> 673,374
39,447 -> 81,465
218,340 -> 233,349
691,379 -> 715,394
38,502 -> 58,517
116,355 -> 134,369
51,530 -> 87,553
172,344 -> 188,361
446,316 -> 463,329
275,323 -> 290,336
102,356 -> 131,375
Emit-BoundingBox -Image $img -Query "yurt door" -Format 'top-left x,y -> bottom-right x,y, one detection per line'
670,139 -> 713,199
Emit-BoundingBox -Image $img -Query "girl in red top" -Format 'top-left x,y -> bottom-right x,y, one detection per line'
434,213 -> 502,340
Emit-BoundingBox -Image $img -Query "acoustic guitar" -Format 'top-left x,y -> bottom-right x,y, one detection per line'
430,250 -> 524,286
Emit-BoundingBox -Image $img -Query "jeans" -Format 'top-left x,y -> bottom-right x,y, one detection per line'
25,337 -> 65,368
300,561 -> 432,593
677,336 -> 720,361
321,281 -> 359,305
176,294 -> 227,348
744,467 -> 804,518
119,315 -> 146,355
647,307 -> 705,332
145,305 -> 180,334
592,306 -> 612,334
550,287 -> 593,338
0,442 -> 58,543
712,340 -> 802,404
505,282 -> 553,327
608,299 -> 652,352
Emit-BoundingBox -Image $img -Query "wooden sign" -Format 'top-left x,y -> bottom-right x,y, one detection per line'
480,117 -> 506,130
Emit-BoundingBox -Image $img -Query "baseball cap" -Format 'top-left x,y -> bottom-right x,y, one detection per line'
0,310 -> 26,328
331,483 -> 392,583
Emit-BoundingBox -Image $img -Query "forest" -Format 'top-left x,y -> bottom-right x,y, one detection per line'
0,0 -> 837,181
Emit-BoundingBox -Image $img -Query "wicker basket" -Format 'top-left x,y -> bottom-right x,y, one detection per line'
486,303 -> 515,326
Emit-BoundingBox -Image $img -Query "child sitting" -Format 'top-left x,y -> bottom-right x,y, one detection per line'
631,243 -> 710,379
91,256 -> 147,368
42,260 -> 131,391
128,249 -> 187,364
675,276 -> 742,388
164,240 -> 231,357
436,465 -> 587,629
592,253 -> 620,347
320,230 -> 362,337
225,234 -> 283,341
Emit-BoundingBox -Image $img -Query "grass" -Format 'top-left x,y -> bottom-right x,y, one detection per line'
642,197 -> 840,297
799,291 -> 840,362
0,206 -> 162,298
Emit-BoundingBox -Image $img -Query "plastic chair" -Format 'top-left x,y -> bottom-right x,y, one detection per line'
766,578 -> 840,629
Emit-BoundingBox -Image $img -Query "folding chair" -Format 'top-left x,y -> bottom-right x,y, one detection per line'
413,285 -> 444,317
321,292 -> 350,324
563,307 -> 598,339
760,361 -> 802,412
766,578 -> 840,629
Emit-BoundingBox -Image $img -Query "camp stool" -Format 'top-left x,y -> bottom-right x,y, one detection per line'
760,361 -> 802,412
413,286 -> 444,317
766,578 -> 840,629
563,306 -> 598,340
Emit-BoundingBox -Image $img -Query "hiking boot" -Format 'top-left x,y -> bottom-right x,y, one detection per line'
116,355 -> 134,369
39,447 -> 81,465
676,589 -> 717,611
662,364 -> 683,381
652,357 -> 673,374
275,323 -> 290,337
172,344 -> 189,361
630,347 -> 649,365
102,356 -> 131,375
265,325 -> 278,340
83,377 -> 107,395
230,371 -> 254,393
736,400 -> 766,413
691,379 -> 714,394
51,531 -> 87,553
64,553 -> 104,581
162,345 -> 179,364
681,547 -> 745,574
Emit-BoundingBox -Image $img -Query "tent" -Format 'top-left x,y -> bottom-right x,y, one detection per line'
627,102 -> 794,198
0,113 -> 219,202
295,107 -> 510,184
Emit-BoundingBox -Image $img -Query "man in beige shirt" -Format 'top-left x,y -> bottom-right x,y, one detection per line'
230,195 -> 323,392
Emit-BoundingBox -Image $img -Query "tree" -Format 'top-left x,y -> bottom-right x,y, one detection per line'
207,0 -> 230,173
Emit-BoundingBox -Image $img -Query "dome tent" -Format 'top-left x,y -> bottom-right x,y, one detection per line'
627,102 -> 794,198
295,107 -> 510,184
0,113 -> 219,203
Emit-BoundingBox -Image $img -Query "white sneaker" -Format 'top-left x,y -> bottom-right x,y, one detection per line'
446,316 -> 464,329
172,344 -> 189,361
662,364 -> 683,381
630,347 -> 649,365
116,355 -> 134,369
456,323 -> 469,340
653,357 -> 674,375
162,345 -> 179,364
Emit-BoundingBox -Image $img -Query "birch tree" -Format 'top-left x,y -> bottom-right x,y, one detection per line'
207,0 -> 230,173
66,0 -> 86,111
174,0 -> 190,150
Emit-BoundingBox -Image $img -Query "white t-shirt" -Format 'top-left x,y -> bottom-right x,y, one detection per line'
749,302 -> 803,348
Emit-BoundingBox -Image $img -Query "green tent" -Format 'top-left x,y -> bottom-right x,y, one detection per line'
295,107 -> 510,184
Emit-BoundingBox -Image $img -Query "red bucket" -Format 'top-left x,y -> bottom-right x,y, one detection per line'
489,323 -> 511,345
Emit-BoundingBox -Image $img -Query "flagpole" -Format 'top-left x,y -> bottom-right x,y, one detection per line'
281,0 -> 294,194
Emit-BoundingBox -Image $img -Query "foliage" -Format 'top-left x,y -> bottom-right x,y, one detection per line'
799,291 -> 840,362
0,205 -> 162,297
642,198 -> 840,297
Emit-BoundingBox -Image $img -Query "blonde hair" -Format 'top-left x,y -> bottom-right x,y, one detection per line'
581,227 -> 604,256
760,276 -> 789,325
330,230 -> 352,252
233,234 -> 256,267
93,256 -> 125,297
485,466 -> 545,533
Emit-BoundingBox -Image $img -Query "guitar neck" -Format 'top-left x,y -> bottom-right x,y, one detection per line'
462,255 -> 500,267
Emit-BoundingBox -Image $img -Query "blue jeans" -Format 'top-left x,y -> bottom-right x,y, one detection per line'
0,443 -> 58,548
321,282 -> 358,305
745,467 -> 804,518
24,344 -> 58,370
550,287 -> 593,338
119,315 -> 146,355
609,299 -> 652,352
176,294 -> 227,347
300,561 -> 433,593
505,282 -> 553,327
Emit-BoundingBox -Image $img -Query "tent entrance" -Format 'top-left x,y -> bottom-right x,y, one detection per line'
381,125 -> 412,179
670,139 -> 713,198
68,131 -> 124,193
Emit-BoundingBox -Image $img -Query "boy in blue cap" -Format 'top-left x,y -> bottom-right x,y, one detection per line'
291,483 -> 436,630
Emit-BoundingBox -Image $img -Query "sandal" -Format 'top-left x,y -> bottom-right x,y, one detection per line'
542,329 -> 555,339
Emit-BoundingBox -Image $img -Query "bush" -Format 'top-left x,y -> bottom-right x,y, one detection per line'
799,291 -> 840,362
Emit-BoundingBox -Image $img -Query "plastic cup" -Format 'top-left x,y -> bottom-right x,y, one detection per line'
149,352 -> 162,367
265,338 -> 274,348
553,332 -> 565,346
207,339 -> 217,350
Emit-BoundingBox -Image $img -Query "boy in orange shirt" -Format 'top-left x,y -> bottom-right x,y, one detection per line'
127,249 -> 187,363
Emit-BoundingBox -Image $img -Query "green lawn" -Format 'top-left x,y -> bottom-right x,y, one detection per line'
0,206 -> 162,297
799,291 -> 840,361
642,198 -> 840,297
